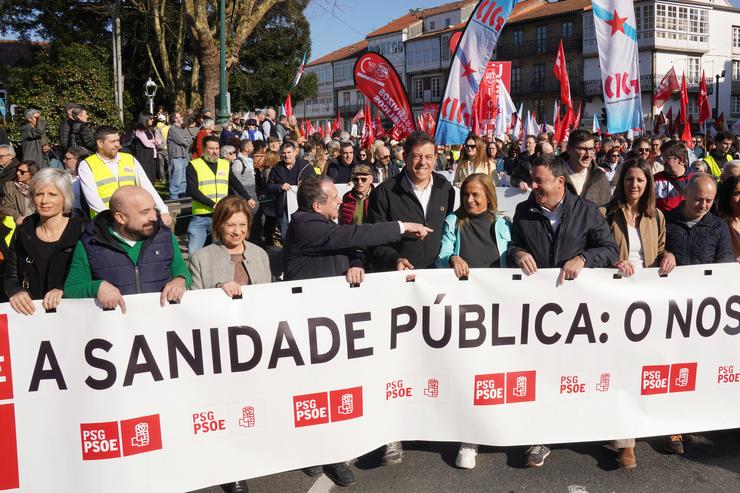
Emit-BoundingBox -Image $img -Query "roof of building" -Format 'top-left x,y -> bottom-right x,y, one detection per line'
408,22 -> 466,41
366,0 -> 477,38
307,39 -> 368,67
0,39 -> 48,67
508,0 -> 592,24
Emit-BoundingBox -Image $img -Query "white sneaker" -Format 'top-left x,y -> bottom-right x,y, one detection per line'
455,442 -> 478,469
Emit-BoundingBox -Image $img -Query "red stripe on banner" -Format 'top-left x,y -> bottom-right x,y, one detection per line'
0,315 -> 12,401
0,404 -> 20,490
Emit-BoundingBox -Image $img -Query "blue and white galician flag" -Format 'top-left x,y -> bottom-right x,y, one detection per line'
592,0 -> 642,134
435,0 -> 516,144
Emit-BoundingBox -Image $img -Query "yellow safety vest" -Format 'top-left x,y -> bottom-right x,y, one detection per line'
2,216 -> 16,248
703,153 -> 731,180
190,158 -> 230,215
85,153 -> 138,216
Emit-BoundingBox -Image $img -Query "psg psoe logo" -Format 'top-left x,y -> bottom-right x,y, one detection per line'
473,370 -> 536,405
80,414 -> 162,460
641,363 -> 698,395
294,386 -> 363,427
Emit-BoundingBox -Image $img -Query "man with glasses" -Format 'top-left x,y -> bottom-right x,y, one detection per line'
0,145 -> 19,202
631,137 -> 662,174
373,145 -> 400,183
650,137 -> 664,165
339,165 -> 374,225
703,131 -> 733,180
693,133 -> 706,159
562,130 -> 611,206
654,141 -> 693,212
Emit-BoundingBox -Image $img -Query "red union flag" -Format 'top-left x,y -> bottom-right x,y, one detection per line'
473,61 -> 512,131
653,67 -> 679,110
698,71 -> 711,125
553,39 -> 572,109
354,52 -> 416,140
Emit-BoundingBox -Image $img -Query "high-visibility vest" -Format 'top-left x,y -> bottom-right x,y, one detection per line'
85,153 -> 138,216
703,153 -> 731,180
2,215 -> 15,247
190,158 -> 230,215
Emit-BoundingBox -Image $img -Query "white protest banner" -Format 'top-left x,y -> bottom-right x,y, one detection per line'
1,265 -> 739,492
593,0 -> 643,133
286,185 -> 529,217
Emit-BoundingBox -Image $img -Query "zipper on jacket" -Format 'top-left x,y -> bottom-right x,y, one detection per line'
134,265 -> 142,293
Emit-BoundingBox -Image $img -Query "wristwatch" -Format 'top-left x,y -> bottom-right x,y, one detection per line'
577,254 -> 587,266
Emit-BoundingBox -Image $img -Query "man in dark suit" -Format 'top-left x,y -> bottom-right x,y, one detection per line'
372,144 -> 401,183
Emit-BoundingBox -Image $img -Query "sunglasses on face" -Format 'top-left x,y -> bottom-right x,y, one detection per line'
16,169 -> 30,175
352,176 -> 371,183
464,144 -> 476,149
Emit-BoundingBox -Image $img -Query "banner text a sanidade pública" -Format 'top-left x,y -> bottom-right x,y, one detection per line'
25,294 -> 740,392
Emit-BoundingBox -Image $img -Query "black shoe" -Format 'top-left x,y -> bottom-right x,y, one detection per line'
324,462 -> 356,487
222,480 -> 249,493
303,465 -> 324,477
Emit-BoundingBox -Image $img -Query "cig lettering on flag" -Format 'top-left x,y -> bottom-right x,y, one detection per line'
592,0 -> 643,134
435,0 -> 516,144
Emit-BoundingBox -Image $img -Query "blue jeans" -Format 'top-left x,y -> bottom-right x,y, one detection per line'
278,209 -> 290,241
188,215 -> 212,254
169,157 -> 188,198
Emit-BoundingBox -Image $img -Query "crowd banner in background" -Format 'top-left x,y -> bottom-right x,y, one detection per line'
354,53 -> 416,140
473,61 -> 512,134
286,185 -> 530,218
1,265 -> 739,492
435,0 -> 517,144
592,0 -> 643,134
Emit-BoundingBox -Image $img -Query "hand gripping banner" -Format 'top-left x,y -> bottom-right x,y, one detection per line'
435,0 -> 516,145
354,53 -> 416,140
1,265 -> 740,492
592,0 -> 643,133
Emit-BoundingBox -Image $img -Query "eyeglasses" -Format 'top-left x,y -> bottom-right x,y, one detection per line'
352,176 -> 371,183
379,155 -> 391,160
575,146 -> 595,154
16,169 -> 30,175
464,144 -> 476,149
638,148 -> 651,153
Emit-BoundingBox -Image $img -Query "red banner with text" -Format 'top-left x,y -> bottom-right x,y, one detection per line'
354,53 -> 416,140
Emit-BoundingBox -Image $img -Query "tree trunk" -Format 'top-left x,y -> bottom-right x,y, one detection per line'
198,41 -> 220,115
189,56 -> 201,110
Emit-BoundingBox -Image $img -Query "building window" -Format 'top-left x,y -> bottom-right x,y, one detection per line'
513,30 -> 524,45
441,35 -> 451,62
343,92 -> 350,107
511,67 -> 521,93
734,26 -> 740,48
733,61 -> 740,81
562,22 -> 573,39
414,79 -> 424,102
357,92 -> 365,106
536,26 -> 548,54
431,76 -> 441,99
533,63 -> 545,87
445,17 -> 451,26
732,95 -> 740,116
688,99 -> 699,117
407,38 -> 440,68
430,21 -> 436,30
687,57 -> 700,83
656,3 -> 707,42
533,98 -> 545,121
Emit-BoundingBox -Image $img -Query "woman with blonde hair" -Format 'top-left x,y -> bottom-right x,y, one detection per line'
453,134 -> 493,187
435,172 -> 511,469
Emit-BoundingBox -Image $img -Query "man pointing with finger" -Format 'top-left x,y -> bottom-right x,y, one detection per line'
507,153 -> 617,467
64,186 -> 192,312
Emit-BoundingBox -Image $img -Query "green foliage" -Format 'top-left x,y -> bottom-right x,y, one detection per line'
0,0 -> 111,44
229,0 -> 315,110
2,42 -> 126,144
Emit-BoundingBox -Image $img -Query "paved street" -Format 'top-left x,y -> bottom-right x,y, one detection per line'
191,430 -> 740,493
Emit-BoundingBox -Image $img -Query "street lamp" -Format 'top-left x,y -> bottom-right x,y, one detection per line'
144,77 -> 158,115
714,70 -> 725,121
216,0 -> 230,124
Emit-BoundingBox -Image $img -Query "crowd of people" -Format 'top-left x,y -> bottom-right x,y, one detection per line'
1,102 -> 739,492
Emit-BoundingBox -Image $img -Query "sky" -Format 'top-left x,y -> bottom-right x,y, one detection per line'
306,0 -> 740,62
305,0 -> 455,61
